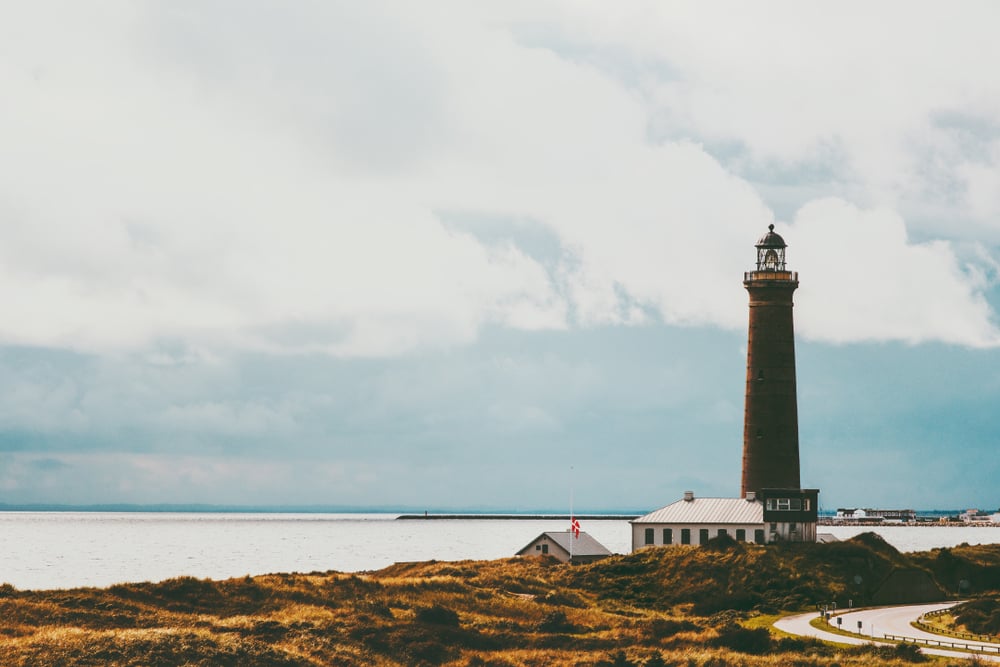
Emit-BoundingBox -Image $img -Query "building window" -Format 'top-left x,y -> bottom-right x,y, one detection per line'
718,529 -> 728,538
681,529 -> 691,545
754,529 -> 765,544
803,499 -> 810,511
767,498 -> 804,511
644,528 -> 654,545
699,529 -> 709,545
770,522 -> 777,532
789,523 -> 797,532
736,529 -> 746,541
663,528 -> 672,545
541,544 -> 548,554
535,545 -> 541,551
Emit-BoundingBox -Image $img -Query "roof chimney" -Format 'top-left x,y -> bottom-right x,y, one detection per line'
745,491 -> 757,502
683,490 -> 694,502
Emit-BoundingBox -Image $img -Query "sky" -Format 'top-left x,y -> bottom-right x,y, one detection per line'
1,1 -> 999,511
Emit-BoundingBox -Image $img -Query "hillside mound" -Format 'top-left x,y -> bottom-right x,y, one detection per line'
563,533 -> 944,612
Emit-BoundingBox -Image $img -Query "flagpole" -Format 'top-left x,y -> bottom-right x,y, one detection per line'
569,466 -> 574,563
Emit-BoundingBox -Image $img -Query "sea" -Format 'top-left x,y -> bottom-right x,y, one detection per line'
0,512 -> 998,591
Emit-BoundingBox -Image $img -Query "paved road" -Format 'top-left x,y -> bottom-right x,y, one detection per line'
775,601 -> 1000,662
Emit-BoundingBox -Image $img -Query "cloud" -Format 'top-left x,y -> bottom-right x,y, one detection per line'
0,1 -> 997,360
792,198 -> 1000,347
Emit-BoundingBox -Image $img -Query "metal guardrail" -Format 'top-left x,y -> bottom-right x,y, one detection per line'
915,609 -> 1000,643
885,633 -> 1000,653
826,609 -> 1000,653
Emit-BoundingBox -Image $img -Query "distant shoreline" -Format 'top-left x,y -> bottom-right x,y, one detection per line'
0,503 -> 978,519
0,504 -> 648,516
396,514 -> 640,520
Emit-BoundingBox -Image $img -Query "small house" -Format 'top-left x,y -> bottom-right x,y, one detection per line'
516,531 -> 612,564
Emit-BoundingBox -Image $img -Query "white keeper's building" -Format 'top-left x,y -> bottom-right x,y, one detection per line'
631,490 -> 818,551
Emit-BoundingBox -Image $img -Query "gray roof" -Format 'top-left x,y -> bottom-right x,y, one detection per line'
632,497 -> 764,525
518,531 -> 612,557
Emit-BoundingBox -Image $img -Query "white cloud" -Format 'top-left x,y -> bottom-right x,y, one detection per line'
0,2 -> 997,357
792,198 -> 1000,346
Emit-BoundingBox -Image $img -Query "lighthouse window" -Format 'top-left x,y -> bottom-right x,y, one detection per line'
755,428 -> 764,439
757,370 -> 765,381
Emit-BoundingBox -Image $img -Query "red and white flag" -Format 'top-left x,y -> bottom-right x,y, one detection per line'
570,516 -> 580,538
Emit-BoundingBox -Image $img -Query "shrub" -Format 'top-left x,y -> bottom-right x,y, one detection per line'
465,657 -> 516,667
594,651 -> 638,667
535,610 -> 575,633
708,624 -> 772,655
704,534 -> 740,552
775,635 -> 834,656
414,604 -> 459,627
691,591 -> 762,616
643,652 -> 668,667
843,643 -> 927,663
648,618 -> 701,637
893,641 -> 928,663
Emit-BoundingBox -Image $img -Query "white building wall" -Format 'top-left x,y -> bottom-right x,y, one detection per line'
632,521 -> 818,551
631,522 -> 766,551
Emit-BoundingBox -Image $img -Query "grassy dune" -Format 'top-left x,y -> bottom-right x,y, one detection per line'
0,534 -> 996,666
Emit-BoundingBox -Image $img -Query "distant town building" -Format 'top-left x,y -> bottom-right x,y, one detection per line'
960,509 -> 993,523
633,226 -> 819,551
516,531 -> 612,564
835,508 -> 916,523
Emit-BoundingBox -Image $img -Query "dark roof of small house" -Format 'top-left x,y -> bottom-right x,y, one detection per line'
517,531 -> 613,557
755,224 -> 786,249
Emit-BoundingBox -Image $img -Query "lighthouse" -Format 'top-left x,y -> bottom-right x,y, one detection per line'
741,224 -> 801,497
629,224 -> 819,549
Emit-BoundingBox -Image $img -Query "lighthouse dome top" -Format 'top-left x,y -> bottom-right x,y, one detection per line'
749,224 -> 793,273
755,224 -> 787,249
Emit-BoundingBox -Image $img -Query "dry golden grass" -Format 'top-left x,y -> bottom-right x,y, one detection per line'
0,536 -> 995,665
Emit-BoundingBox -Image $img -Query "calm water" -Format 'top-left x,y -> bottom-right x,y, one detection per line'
0,512 -> 997,591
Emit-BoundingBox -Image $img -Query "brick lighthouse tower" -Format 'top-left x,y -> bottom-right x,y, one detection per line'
742,224 -> 801,497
